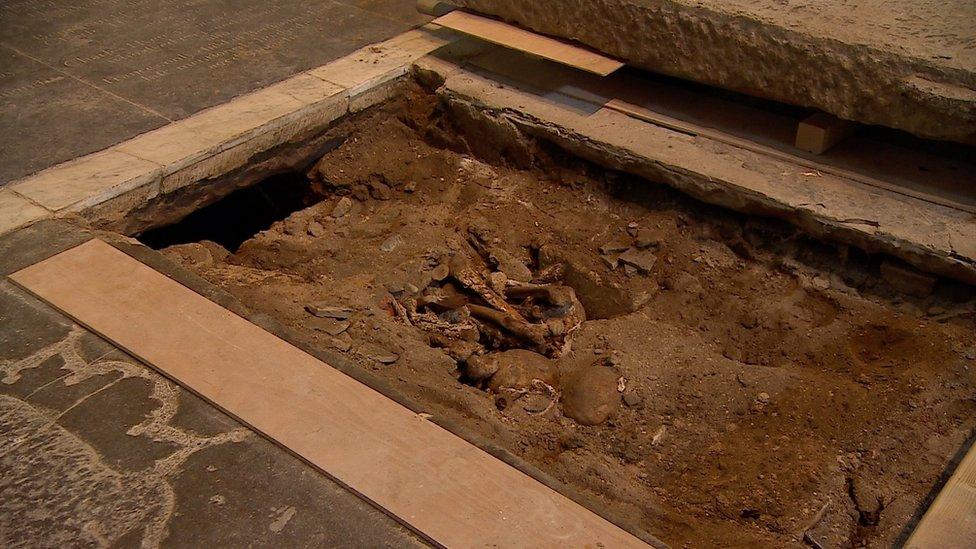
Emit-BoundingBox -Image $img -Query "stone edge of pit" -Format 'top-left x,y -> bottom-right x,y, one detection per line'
0,25 -> 457,237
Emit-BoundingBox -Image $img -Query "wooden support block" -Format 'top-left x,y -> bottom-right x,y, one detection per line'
796,112 -> 855,154
11,239 -> 648,549
432,11 -> 624,76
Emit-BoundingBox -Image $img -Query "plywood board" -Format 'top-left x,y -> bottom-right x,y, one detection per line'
10,239 -> 646,549
905,441 -> 976,547
433,11 -> 623,76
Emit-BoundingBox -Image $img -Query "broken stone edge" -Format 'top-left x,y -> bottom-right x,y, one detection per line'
418,58 -> 976,286
1,26 -> 459,237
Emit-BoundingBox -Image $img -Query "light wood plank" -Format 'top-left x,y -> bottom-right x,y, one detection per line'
10,239 -> 647,549
432,11 -> 623,76
906,441 -> 976,547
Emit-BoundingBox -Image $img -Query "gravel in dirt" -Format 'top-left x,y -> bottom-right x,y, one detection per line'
160,88 -> 976,547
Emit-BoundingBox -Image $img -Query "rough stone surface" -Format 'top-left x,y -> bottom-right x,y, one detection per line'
453,0 -> 976,140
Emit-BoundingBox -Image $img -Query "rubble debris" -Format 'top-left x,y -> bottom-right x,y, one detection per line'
380,234 -> 402,252
599,243 -> 631,255
312,318 -> 350,336
539,245 -> 651,318
622,391 -> 643,407
307,220 -> 327,237
331,197 -> 353,218
651,425 -> 667,446
561,364 -> 620,426
634,228 -> 661,249
618,247 -> 657,274
304,303 -> 354,320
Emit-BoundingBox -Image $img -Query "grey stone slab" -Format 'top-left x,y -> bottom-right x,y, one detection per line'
0,48 -> 166,184
4,0 -> 408,120
0,280 -> 72,364
166,437 -> 427,547
0,0 -> 421,186
0,303 -> 427,547
57,376 -> 182,472
0,219 -> 93,276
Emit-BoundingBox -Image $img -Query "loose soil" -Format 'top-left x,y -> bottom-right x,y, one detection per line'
157,85 -> 976,547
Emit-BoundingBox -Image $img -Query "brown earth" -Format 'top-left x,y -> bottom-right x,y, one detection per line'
159,88 -> 976,547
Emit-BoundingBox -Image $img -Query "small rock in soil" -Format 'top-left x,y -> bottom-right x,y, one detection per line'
626,222 -> 639,237
634,229 -> 661,249
485,349 -> 557,392
305,303 -> 354,320
665,272 -> 703,294
312,318 -> 350,336
651,425 -> 667,445
351,184 -> 370,202
600,255 -> 619,269
360,343 -> 399,364
307,220 -> 327,237
465,354 -> 499,382
599,243 -> 631,255
521,393 -> 552,413
403,181 -> 417,193
331,197 -> 353,218
561,364 -> 620,426
380,234 -> 402,252
623,391 -> 643,407
430,263 -> 450,282
618,248 -> 658,274
369,180 -> 392,200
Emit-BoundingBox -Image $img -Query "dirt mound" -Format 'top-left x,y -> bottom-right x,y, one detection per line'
160,89 -> 976,547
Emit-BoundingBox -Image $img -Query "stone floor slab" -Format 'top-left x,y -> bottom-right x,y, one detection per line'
0,0 -> 427,186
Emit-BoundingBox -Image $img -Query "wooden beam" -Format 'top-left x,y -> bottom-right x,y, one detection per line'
905,440 -> 976,547
432,11 -> 623,76
10,239 -> 648,549
796,112 -> 855,154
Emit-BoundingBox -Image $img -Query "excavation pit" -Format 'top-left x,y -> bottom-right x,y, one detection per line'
137,80 -> 975,547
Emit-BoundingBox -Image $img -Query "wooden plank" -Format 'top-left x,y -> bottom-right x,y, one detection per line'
432,11 -> 623,76
795,112 -> 855,154
10,239 -> 647,549
906,440 -> 976,547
